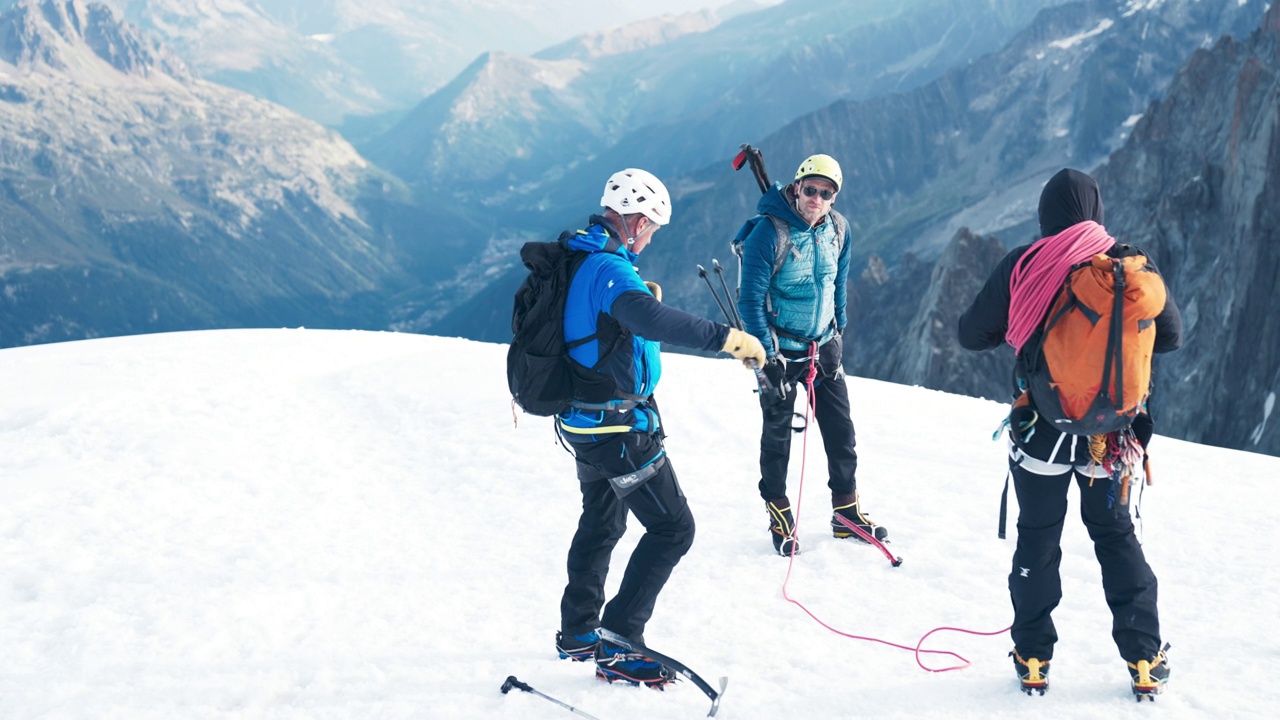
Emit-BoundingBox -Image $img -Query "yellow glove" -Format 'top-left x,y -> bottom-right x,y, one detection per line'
721,328 -> 766,368
644,281 -> 662,303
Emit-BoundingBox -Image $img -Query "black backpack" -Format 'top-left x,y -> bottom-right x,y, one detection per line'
507,234 -> 625,416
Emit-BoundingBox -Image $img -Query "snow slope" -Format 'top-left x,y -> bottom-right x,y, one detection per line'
1,329 -> 1276,718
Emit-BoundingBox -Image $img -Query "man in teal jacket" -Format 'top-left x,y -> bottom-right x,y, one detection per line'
734,154 -> 888,556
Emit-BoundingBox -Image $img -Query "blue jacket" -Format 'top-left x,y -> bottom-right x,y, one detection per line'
735,183 -> 851,356
560,218 -> 728,437
563,223 -> 660,401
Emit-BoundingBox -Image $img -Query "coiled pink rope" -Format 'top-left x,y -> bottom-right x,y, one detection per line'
1006,221 -> 1116,353
780,343 -> 1011,672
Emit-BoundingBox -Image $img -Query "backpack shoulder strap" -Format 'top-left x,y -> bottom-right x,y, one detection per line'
766,211 -> 846,275
828,210 -> 848,252
767,214 -> 795,275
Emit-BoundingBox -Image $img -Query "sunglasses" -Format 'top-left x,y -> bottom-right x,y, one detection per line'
800,186 -> 835,201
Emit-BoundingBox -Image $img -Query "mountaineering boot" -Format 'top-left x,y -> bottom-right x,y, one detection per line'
767,498 -> 800,556
831,493 -> 888,542
1011,649 -> 1050,695
594,638 -> 675,689
556,630 -> 600,661
1128,644 -> 1171,701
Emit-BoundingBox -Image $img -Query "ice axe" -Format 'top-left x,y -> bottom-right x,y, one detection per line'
731,143 -> 771,194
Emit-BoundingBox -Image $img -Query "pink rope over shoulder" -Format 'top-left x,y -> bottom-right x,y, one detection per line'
1006,221 -> 1116,354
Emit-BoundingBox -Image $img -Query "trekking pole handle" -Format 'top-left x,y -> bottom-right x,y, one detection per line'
500,675 -> 532,694
697,264 -> 735,327
710,259 -> 744,328
501,676 -> 603,720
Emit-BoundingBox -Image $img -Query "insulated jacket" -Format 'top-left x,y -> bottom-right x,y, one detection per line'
735,183 -> 850,356
560,216 -> 730,437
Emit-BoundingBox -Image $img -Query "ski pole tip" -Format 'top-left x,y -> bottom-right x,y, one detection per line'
892,558 -> 904,567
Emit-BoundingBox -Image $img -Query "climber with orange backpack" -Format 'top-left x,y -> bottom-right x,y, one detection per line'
957,168 -> 1183,700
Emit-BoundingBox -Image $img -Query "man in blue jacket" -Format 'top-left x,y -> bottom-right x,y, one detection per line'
734,154 -> 888,557
554,168 -> 766,687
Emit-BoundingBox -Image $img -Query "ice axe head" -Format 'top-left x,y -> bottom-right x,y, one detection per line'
733,143 -> 770,194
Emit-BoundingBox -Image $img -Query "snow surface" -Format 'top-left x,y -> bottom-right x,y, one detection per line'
1123,0 -> 1168,17
1,329 -> 1277,719
1048,19 -> 1116,50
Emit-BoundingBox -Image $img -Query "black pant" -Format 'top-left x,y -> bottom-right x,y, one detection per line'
560,431 -> 695,644
1009,461 -> 1161,662
758,336 -> 858,501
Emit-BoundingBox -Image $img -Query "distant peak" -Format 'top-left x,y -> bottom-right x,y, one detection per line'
0,0 -> 191,81
535,10 -> 719,62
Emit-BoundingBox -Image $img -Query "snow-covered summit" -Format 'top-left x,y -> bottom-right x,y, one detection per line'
1,329 -> 1276,718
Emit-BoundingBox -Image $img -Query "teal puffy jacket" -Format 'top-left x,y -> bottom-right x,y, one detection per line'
734,183 -> 851,356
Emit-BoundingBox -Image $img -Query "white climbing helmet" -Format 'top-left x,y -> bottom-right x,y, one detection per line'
600,168 -> 672,226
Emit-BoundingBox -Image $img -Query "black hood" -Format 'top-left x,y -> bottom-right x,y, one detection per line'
1038,168 -> 1104,237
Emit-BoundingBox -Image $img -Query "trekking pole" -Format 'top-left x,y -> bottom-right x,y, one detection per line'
712,259 -> 787,402
711,259 -> 744,327
500,676 -> 602,720
697,264 -> 735,328
698,264 -> 777,399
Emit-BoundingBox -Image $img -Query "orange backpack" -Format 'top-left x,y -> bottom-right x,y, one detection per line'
1017,253 -> 1167,435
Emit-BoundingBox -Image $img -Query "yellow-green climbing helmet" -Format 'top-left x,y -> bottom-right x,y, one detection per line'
794,154 -> 842,192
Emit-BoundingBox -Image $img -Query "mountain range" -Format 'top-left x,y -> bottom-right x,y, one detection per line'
41,0 -> 762,130
0,0 -> 477,345
424,0 -> 1279,457
367,0 -> 1069,195
396,0 -> 1075,334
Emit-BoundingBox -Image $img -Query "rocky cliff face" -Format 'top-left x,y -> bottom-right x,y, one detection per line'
864,229 -> 1016,401
1093,1 -> 1280,455
850,1 -> 1280,456
0,0 -> 187,78
765,0 -> 1269,265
